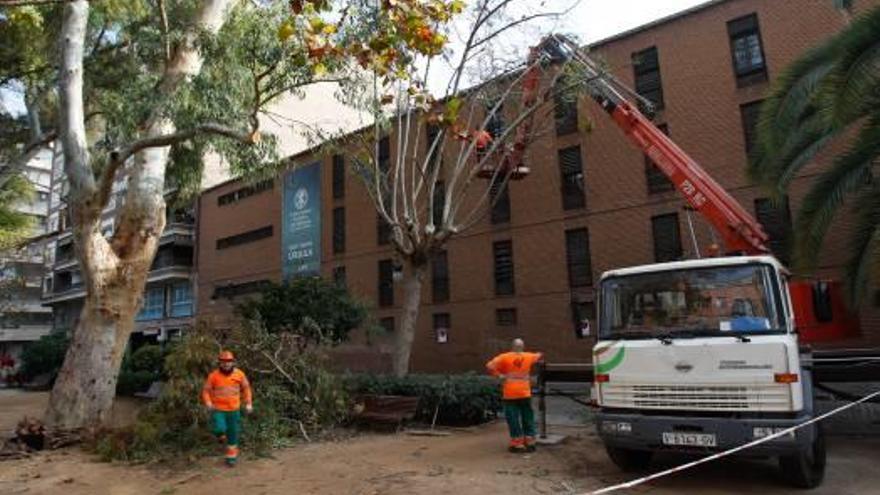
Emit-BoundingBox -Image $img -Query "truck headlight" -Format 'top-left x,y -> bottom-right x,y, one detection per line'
602,421 -> 632,434
753,427 -> 795,440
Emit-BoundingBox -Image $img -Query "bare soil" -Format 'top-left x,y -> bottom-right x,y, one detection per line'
1,390 -> 878,495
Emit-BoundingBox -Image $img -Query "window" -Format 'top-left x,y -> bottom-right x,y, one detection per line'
645,124 -> 674,193
728,13 -> 768,87
378,136 -> 391,173
169,282 -> 193,317
565,228 -> 593,288
216,226 -> 273,249
493,240 -> 515,296
432,250 -> 449,303
558,146 -> 586,210
433,313 -> 450,344
632,46 -> 664,112
380,316 -> 395,333
217,179 -> 274,206
490,180 -> 511,224
496,308 -> 517,327
333,207 -> 345,254
432,181 -> 445,227
486,99 -> 504,139
571,300 -> 595,338
333,265 -> 346,287
377,214 -> 391,245
332,154 -> 345,199
755,197 -> 792,265
378,259 -> 394,307
554,77 -> 578,135
137,286 -> 165,321
651,213 -> 682,262
212,279 -> 270,299
426,124 -> 442,172
740,100 -> 763,156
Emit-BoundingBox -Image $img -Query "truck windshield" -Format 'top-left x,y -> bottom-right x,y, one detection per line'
600,264 -> 784,339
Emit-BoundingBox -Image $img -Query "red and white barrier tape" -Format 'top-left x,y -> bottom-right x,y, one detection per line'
585,389 -> 880,495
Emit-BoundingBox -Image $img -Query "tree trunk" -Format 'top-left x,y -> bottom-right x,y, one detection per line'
392,262 -> 427,377
44,0 -> 233,428
44,257 -> 150,428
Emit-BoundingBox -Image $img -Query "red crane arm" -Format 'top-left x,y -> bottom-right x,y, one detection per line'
543,37 -> 769,255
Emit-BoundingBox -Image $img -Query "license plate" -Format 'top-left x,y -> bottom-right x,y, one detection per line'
662,432 -> 717,447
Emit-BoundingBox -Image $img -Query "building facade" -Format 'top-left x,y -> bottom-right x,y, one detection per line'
0,148 -> 53,380
197,0 -> 880,373
41,146 -> 196,347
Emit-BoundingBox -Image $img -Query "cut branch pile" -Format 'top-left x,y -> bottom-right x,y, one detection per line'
0,416 -> 85,461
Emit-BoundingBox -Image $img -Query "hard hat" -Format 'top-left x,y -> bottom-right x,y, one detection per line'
218,351 -> 235,361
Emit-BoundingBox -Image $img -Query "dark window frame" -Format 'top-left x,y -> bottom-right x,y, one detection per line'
378,259 -> 394,307
433,312 -> 451,343
380,316 -> 395,333
755,197 -> 792,265
332,154 -> 345,199
727,13 -> 768,87
216,225 -> 273,250
565,228 -> 593,288
558,146 -> 586,210
490,180 -> 511,224
493,240 -> 515,296
496,307 -> 518,327
645,123 -> 674,194
554,77 -> 578,136
212,279 -> 271,299
332,206 -> 345,254
217,179 -> 274,206
632,46 -> 664,111
432,250 -> 450,304
333,265 -> 346,287
740,99 -> 764,156
651,213 -> 683,262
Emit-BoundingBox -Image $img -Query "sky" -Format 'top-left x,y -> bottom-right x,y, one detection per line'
1,0 -> 711,116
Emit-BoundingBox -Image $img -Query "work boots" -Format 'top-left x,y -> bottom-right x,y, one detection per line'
225,446 -> 239,466
524,436 -> 536,452
508,438 -> 527,453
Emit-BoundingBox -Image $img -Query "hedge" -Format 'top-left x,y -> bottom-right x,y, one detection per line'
344,373 -> 502,426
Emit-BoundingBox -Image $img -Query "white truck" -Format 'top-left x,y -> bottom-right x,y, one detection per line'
593,256 -> 825,488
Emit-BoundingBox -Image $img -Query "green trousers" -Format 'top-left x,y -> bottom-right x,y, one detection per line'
503,398 -> 536,440
212,410 -> 241,446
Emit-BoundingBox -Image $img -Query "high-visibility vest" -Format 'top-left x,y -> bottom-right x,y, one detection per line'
201,368 -> 252,412
486,352 -> 542,399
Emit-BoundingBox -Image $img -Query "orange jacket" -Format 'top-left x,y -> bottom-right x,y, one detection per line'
201,368 -> 252,412
486,352 -> 542,399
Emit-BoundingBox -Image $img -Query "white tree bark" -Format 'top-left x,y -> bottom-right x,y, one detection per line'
46,0 -> 234,428
392,263 -> 427,377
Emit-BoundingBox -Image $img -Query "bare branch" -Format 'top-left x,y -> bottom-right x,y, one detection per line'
157,0 -> 171,62
0,131 -> 56,190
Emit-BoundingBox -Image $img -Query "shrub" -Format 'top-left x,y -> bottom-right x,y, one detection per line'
115,345 -> 166,396
96,322 -> 350,462
20,332 -> 69,380
345,373 -> 502,426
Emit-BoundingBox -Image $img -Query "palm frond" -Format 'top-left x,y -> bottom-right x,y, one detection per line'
843,185 -> 880,304
817,7 -> 880,127
793,118 -> 880,270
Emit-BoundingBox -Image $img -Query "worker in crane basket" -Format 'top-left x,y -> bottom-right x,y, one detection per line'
202,350 -> 253,466
486,339 -> 543,453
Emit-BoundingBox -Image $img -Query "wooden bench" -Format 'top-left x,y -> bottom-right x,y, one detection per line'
134,381 -> 164,399
352,395 -> 420,430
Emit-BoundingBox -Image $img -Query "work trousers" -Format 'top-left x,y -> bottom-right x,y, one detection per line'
212,410 -> 241,446
503,398 -> 536,441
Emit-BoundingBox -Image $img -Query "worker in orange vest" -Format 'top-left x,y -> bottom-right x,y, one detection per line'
202,350 -> 253,466
486,339 -> 543,452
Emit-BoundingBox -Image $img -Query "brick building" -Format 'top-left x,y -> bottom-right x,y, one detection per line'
197,0 -> 880,373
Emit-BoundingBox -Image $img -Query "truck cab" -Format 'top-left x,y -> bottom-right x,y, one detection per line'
593,255 -> 826,488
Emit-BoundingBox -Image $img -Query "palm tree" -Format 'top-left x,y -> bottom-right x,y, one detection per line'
748,5 -> 880,304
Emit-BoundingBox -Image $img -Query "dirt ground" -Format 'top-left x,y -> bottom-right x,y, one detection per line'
1,390 -> 879,495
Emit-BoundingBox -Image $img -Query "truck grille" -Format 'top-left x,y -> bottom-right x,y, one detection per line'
601,384 -> 792,411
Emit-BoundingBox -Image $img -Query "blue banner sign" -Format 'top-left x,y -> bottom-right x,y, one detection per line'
282,162 -> 322,279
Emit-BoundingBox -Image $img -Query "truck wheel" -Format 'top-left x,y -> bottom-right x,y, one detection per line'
779,424 -> 826,489
606,445 -> 653,472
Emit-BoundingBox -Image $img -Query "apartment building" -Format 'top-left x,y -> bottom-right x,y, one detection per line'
197,0 -> 880,373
